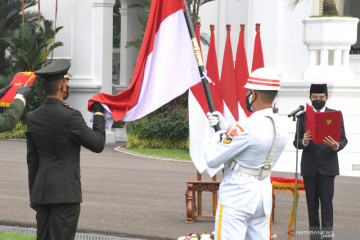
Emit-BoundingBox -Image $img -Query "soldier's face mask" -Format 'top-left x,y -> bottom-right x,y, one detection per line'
245,90 -> 256,112
63,86 -> 70,100
62,78 -> 70,100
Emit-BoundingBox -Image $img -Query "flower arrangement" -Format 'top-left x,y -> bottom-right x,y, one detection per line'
174,232 -> 214,240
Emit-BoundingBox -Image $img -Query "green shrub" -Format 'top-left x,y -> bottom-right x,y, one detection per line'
126,93 -> 189,149
127,134 -> 189,150
0,121 -> 26,139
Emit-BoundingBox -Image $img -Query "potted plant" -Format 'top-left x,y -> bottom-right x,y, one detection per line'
291,0 -> 359,81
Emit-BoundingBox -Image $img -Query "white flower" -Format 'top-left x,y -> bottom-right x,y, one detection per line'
177,237 -> 188,240
200,234 -> 212,240
176,232 -> 214,240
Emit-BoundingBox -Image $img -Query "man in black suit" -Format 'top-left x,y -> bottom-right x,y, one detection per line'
293,83 -> 347,240
26,59 -> 106,240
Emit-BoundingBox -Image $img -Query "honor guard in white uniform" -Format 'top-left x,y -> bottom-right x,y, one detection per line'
205,68 -> 289,240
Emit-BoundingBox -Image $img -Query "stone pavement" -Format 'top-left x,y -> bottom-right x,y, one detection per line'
0,140 -> 359,239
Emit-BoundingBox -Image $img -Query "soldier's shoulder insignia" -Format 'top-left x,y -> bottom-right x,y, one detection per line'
63,103 -> 76,110
236,124 -> 245,132
223,136 -> 232,144
228,124 -> 245,138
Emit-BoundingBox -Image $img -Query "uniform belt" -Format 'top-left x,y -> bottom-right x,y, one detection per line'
237,165 -> 263,176
229,160 -> 271,180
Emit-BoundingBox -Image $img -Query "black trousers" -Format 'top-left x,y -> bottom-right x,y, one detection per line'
36,203 -> 81,240
303,174 -> 335,240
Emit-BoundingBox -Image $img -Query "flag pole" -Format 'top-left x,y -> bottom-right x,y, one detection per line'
183,0 -> 219,132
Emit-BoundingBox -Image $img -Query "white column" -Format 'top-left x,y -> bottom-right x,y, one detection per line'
119,1 -> 141,88
119,0 -> 128,88
320,49 -> 328,66
334,49 -> 342,66
342,50 -> 350,65
92,0 -> 115,94
309,49 -> 317,65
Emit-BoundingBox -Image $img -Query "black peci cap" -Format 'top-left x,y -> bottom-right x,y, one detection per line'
34,59 -> 71,81
310,83 -> 328,95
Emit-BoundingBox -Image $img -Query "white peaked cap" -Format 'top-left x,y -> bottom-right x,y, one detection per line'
244,67 -> 281,91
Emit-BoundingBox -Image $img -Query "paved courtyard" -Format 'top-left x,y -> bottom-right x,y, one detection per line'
0,140 -> 359,239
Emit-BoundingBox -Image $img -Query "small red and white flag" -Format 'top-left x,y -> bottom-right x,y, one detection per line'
251,23 -> 265,72
220,24 -> 238,124
235,24 -> 251,118
88,0 -> 200,122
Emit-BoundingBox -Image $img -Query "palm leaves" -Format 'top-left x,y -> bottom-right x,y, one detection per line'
0,0 -> 37,74
2,19 -> 63,72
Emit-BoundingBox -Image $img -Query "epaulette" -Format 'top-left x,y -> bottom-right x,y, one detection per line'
63,102 -> 76,110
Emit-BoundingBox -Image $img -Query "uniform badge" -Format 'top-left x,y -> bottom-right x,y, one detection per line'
223,136 -> 232,144
229,128 -> 238,138
228,124 -> 245,138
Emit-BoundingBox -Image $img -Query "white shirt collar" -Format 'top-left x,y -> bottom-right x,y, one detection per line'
250,108 -> 274,117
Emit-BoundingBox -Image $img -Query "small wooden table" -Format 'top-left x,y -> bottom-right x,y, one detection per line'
185,172 -> 221,223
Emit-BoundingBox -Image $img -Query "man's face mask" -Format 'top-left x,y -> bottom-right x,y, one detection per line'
312,100 -> 325,111
62,82 -> 70,100
245,91 -> 256,112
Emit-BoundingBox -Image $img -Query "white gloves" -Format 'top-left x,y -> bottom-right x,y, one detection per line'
207,111 -> 229,131
210,130 -> 226,144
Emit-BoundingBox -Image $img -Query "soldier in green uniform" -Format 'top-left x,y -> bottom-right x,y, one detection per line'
26,59 -> 106,240
0,84 -> 32,132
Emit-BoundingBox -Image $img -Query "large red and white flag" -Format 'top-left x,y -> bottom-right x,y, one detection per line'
88,0 -> 200,121
235,24 -> 251,118
220,24 -> 238,124
251,23 -> 265,72
189,24 -> 223,174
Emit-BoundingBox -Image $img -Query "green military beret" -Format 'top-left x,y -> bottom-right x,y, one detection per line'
34,59 -> 71,81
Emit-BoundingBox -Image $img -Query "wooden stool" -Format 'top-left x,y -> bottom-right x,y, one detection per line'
185,171 -> 221,223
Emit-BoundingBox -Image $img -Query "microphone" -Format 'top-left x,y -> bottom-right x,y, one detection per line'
288,105 -> 305,118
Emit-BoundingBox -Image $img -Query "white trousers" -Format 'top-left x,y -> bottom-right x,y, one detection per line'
214,203 -> 270,240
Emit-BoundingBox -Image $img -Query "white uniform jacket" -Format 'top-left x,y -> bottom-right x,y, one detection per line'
205,108 -> 288,216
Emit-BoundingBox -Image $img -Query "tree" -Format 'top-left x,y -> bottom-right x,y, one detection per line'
0,0 -> 37,74
2,19 -> 63,72
1,18 -> 64,119
291,0 -> 338,15
113,0 -> 121,48
323,0 -> 338,15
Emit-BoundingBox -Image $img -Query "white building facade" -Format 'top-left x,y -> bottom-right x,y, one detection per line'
39,0 -> 360,175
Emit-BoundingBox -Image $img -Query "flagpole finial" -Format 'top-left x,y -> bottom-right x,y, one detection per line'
226,24 -> 231,31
